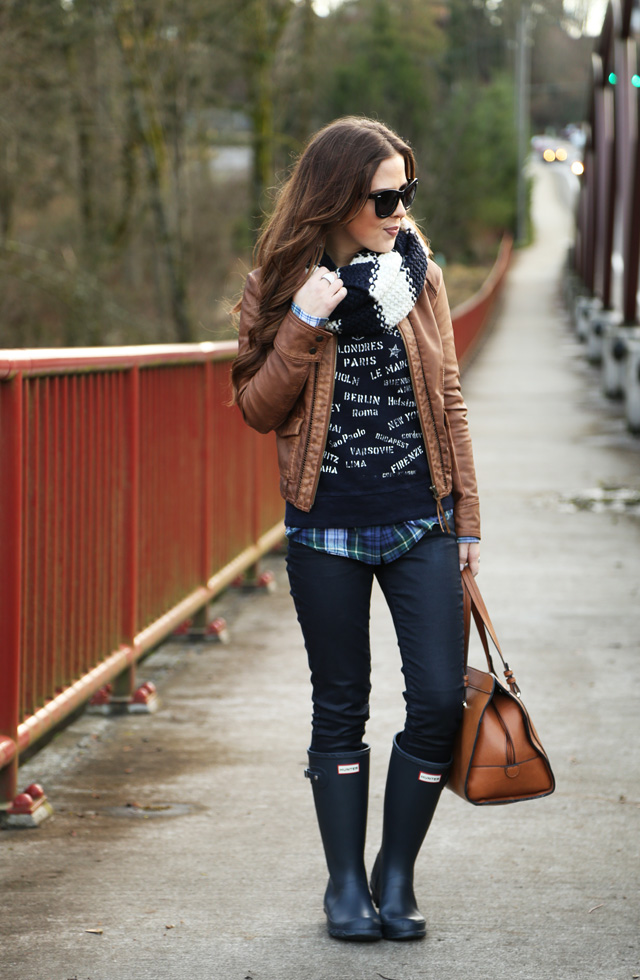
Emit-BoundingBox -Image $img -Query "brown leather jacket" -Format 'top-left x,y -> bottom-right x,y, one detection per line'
236,260 -> 481,539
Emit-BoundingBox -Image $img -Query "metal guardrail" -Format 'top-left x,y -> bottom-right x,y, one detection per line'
575,0 -> 640,322
0,343 -> 283,808
569,0 -> 640,431
451,235 -> 513,370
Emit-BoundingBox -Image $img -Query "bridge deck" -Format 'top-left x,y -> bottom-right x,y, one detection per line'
2,164 -> 639,980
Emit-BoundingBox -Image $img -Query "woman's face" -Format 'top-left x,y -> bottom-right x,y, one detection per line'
325,153 -> 409,267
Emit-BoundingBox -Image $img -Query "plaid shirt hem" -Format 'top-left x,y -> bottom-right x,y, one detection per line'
285,515 -> 459,565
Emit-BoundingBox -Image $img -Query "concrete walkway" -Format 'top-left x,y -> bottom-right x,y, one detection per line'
2,163 -> 639,980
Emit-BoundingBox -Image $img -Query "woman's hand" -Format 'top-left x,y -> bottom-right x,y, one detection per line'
459,541 -> 480,577
293,266 -> 347,320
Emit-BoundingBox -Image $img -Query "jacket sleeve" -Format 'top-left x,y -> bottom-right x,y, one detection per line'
429,266 -> 481,540
235,270 -> 332,434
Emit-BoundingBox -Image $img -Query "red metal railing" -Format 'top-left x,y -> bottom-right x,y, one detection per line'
452,234 -> 513,370
0,344 -> 283,808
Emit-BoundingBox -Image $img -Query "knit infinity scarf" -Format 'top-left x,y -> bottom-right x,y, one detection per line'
324,221 -> 428,337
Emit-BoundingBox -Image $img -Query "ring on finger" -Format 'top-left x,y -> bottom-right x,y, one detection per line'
320,272 -> 335,284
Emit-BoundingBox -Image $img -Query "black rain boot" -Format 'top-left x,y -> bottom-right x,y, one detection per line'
370,734 -> 450,940
305,744 -> 382,941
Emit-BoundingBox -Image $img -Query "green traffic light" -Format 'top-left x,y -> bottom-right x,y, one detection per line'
608,72 -> 618,85
632,74 -> 640,88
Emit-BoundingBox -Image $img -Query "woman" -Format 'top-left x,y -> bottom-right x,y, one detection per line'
231,117 -> 480,943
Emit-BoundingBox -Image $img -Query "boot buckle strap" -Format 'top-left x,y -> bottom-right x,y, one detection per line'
304,766 -> 327,787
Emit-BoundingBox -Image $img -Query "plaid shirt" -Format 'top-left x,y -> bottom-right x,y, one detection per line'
286,514 -> 479,565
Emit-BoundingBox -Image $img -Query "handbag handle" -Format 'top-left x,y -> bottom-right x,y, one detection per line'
462,567 -> 521,696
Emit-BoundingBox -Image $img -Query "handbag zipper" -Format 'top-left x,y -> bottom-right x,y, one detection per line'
492,701 -> 516,766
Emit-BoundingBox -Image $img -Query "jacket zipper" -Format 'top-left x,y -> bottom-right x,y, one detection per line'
295,362 -> 319,503
401,326 -> 450,533
295,345 -> 336,506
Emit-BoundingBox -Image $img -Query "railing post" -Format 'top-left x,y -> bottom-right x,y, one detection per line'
248,430 -> 262,581
202,361 -> 214,584
117,364 -> 140,700
0,374 -> 23,807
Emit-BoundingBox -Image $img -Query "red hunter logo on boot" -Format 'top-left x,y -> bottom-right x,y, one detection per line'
337,764 -> 360,775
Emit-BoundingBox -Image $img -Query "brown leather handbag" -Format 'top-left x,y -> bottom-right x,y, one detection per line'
448,568 -> 555,805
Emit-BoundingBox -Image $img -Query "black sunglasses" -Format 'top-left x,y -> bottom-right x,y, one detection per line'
368,178 -> 418,218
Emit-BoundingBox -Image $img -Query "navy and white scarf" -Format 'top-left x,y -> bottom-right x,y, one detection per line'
324,221 -> 429,337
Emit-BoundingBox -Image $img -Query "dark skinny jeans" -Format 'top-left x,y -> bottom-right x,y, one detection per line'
286,528 -> 464,764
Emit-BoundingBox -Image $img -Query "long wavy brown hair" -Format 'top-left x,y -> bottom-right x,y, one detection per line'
230,116 -> 417,400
